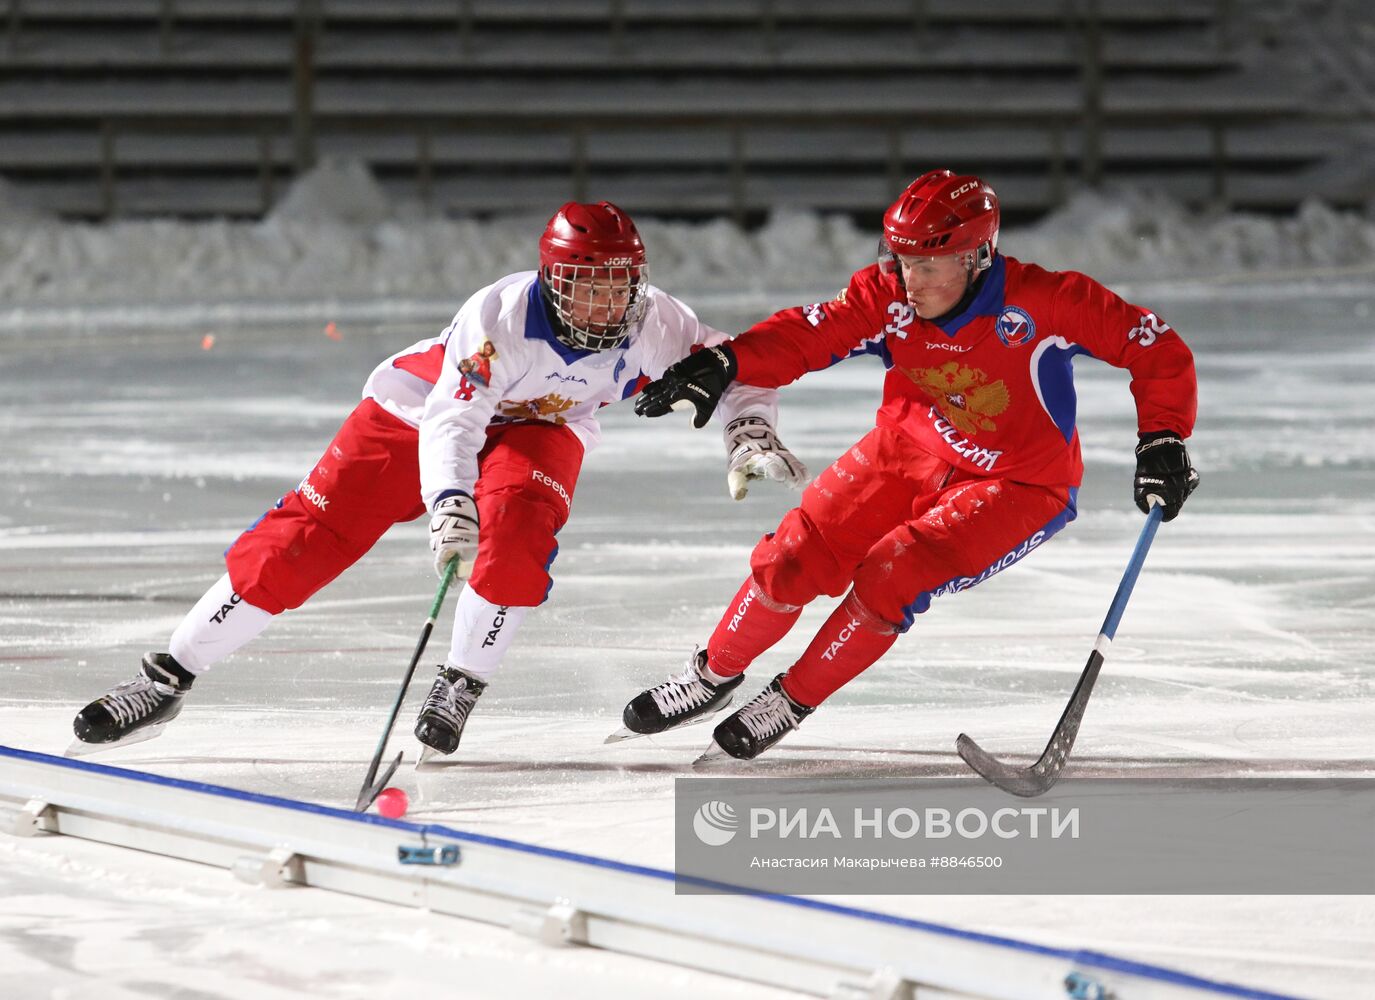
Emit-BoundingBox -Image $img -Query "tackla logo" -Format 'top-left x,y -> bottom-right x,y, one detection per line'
481,606 -> 510,648
693,800 -> 739,846
820,616 -> 863,661
209,592 -> 242,624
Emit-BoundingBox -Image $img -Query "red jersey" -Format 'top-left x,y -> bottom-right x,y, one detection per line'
729,255 -> 1197,488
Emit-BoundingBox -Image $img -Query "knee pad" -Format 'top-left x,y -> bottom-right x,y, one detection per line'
748,508 -> 850,608
467,488 -> 565,607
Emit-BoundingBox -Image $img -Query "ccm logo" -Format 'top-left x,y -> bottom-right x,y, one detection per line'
949,181 -> 979,199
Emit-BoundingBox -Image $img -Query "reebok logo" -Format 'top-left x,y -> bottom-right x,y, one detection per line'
299,480 -> 330,511
531,469 -> 571,509
210,592 -> 243,625
820,617 -> 863,661
481,606 -> 511,648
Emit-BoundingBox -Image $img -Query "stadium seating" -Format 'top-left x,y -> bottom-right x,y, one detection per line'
0,0 -> 1357,220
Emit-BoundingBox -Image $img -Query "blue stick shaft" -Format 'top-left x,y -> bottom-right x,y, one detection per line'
1099,504 -> 1164,642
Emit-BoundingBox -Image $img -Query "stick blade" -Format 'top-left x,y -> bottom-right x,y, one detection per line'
354,750 -> 404,812
956,733 -> 1060,798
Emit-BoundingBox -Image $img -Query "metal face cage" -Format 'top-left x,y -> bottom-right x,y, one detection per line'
540,262 -> 649,352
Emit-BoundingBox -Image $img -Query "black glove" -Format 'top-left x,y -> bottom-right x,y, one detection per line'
634,344 -> 738,429
1133,431 -> 1199,522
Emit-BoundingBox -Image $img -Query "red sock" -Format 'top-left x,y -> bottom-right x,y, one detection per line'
781,591 -> 898,707
706,575 -> 803,677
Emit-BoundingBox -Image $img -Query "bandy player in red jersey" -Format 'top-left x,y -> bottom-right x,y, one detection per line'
70,202 -> 802,756
615,170 -> 1200,762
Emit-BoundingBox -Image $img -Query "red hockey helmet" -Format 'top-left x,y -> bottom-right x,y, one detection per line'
538,201 -> 649,351
879,170 -> 1000,275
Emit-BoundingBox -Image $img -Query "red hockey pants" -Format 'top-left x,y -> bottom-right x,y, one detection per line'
225,399 -> 582,613
751,425 -> 1075,629
709,425 -> 1076,705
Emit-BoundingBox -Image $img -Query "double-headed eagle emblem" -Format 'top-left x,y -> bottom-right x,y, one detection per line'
902,360 -> 1010,436
498,393 -> 579,424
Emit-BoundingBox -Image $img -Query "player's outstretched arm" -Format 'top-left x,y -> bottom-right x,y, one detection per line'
1133,431 -> 1199,521
723,416 -> 808,500
634,345 -> 737,429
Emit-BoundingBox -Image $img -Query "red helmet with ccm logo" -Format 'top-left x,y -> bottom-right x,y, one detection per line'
881,170 -> 1000,273
538,201 -> 649,352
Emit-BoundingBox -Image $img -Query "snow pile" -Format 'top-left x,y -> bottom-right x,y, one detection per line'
264,158 -> 393,228
1002,186 -> 1375,280
0,159 -> 1372,326
0,175 -> 52,226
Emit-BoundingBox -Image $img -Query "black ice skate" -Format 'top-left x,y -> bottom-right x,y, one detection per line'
413,665 -> 487,762
68,652 -> 195,756
695,673 -> 814,764
605,649 -> 745,743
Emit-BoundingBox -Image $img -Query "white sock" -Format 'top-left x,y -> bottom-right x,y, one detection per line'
447,585 -> 529,682
168,572 -> 274,674
702,662 -> 735,685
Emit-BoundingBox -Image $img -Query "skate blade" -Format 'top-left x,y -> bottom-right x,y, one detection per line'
603,694 -> 737,745
416,745 -> 448,768
692,741 -> 735,767
64,724 -> 167,758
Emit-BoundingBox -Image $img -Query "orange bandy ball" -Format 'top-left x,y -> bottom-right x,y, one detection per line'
375,786 -> 409,819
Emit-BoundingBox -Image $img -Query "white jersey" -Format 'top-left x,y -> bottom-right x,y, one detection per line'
360,271 -> 779,508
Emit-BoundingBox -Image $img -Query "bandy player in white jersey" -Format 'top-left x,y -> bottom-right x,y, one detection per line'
71,201 -> 806,757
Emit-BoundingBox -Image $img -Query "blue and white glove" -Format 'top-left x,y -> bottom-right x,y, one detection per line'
724,416 -> 808,500
429,492 -> 479,577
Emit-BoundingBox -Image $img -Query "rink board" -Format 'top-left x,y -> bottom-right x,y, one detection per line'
0,745 -> 1295,1000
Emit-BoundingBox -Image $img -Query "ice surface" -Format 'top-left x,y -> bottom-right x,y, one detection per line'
2,180 -> 1374,997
